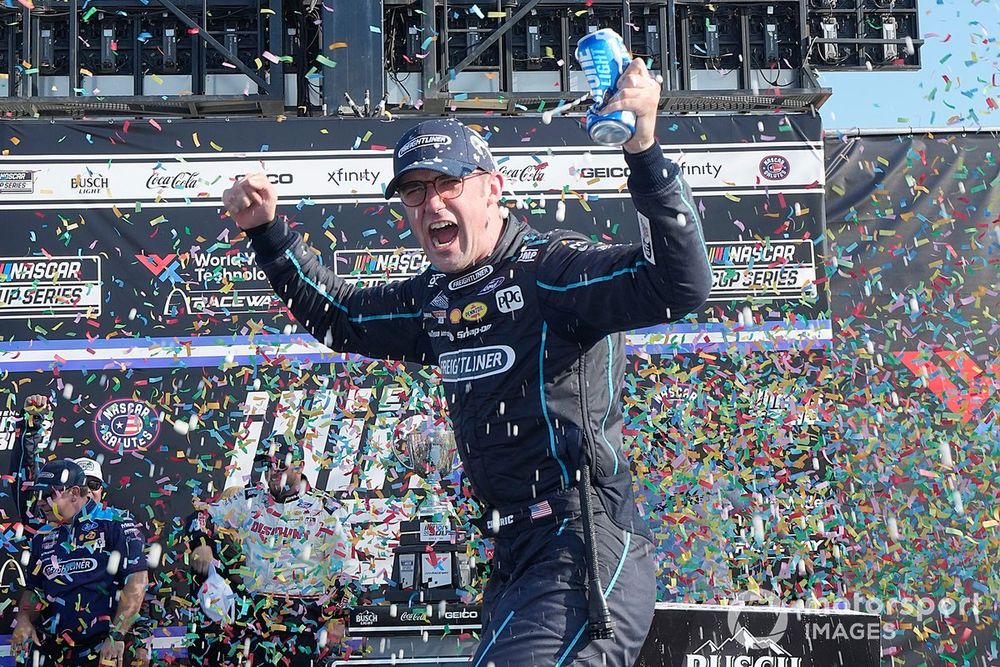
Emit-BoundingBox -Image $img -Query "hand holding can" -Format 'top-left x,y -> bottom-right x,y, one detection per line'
575,29 -> 636,146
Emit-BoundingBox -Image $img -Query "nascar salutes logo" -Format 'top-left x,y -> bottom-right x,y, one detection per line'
94,399 -> 161,452
758,155 -> 790,181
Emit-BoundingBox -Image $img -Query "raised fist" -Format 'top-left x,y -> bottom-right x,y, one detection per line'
222,173 -> 278,231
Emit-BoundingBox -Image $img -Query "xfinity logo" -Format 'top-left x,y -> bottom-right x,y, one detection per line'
327,168 -> 380,187
439,345 -> 515,382
496,286 -> 523,313
397,134 -> 452,157
448,265 -> 493,291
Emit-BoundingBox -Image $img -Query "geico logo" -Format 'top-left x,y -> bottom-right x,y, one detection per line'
443,609 -> 479,620
578,166 -> 630,179
235,173 -> 294,185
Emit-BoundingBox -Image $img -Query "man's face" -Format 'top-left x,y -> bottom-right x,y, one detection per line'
266,458 -> 304,497
399,168 -> 504,274
84,477 -> 104,505
37,486 -> 81,525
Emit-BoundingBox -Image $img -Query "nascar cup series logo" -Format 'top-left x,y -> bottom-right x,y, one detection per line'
94,399 -> 161,452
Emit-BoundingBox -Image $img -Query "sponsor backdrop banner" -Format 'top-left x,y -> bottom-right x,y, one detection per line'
0,116 -> 989,665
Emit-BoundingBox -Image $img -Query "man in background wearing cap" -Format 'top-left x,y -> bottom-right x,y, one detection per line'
76,457 -> 155,667
185,440 -> 354,666
10,459 -> 149,667
5,394 -> 54,533
222,57 -> 710,666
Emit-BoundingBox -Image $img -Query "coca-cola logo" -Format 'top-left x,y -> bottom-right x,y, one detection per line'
497,164 -> 547,183
146,171 -> 201,190
399,610 -> 428,622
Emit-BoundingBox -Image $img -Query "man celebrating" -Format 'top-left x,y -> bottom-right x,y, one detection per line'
186,440 -> 353,666
223,57 -> 710,665
11,459 -> 148,667
76,457 -> 155,667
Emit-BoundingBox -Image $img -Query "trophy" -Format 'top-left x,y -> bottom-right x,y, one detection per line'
395,416 -> 458,520
388,414 -> 470,602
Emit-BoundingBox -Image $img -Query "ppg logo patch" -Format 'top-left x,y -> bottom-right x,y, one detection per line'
94,399 -> 161,452
496,286 -> 523,313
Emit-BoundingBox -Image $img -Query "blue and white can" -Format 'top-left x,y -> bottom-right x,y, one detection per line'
575,28 -> 636,147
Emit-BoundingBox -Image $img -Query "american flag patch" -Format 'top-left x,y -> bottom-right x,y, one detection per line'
529,500 -> 552,520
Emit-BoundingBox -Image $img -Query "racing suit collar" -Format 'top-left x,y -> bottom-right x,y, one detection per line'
438,217 -> 528,279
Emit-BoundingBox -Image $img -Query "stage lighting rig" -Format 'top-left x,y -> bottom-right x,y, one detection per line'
806,0 -> 921,70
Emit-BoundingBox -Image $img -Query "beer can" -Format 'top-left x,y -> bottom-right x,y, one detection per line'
575,28 -> 636,147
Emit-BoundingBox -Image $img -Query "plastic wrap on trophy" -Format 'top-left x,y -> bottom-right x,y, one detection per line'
392,416 -> 458,518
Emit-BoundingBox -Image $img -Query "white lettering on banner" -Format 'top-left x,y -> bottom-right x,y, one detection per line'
0,410 -> 18,452
443,609 -> 479,620
0,255 -> 102,320
354,610 -> 378,626
335,249 -> 430,286
685,658 -> 802,667
399,611 -> 428,622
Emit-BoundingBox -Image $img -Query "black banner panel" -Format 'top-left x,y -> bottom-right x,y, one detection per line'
0,116 -> 989,666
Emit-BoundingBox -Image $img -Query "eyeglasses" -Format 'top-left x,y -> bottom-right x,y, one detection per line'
33,486 -> 65,502
85,479 -> 104,492
396,171 -> 490,207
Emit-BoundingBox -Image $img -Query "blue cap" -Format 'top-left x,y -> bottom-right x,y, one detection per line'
31,459 -> 87,490
384,118 -> 498,199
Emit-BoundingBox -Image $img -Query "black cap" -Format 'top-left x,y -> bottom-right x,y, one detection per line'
384,118 -> 498,199
30,459 -> 87,490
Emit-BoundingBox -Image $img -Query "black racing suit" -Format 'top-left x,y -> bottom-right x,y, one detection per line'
246,144 -> 712,666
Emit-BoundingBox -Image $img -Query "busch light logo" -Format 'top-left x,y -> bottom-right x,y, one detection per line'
354,610 -> 378,626
685,629 -> 802,667
759,155 -> 791,181
439,345 -> 515,382
94,399 -> 161,452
